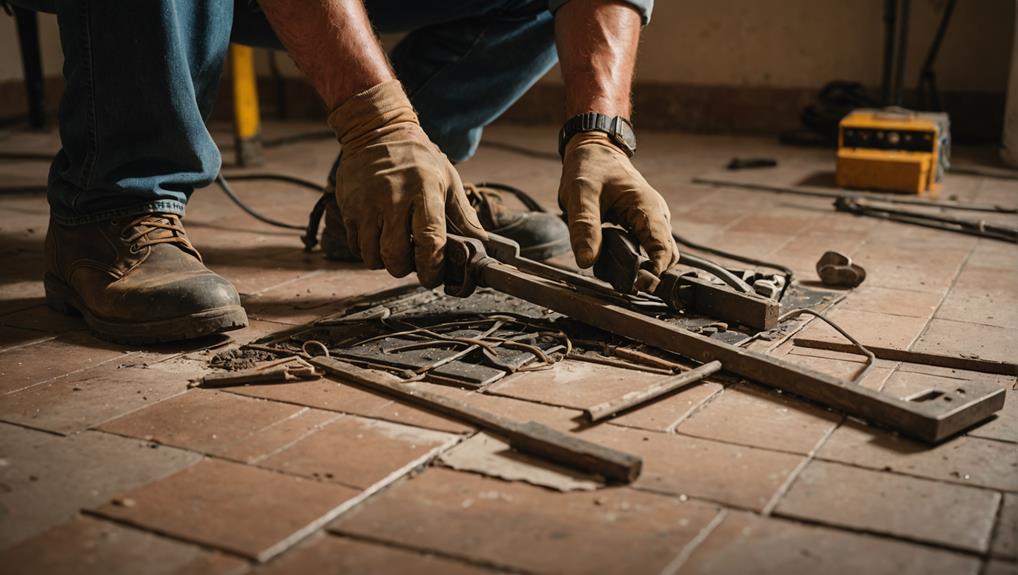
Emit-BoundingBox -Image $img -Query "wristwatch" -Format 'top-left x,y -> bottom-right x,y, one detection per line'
558,112 -> 637,159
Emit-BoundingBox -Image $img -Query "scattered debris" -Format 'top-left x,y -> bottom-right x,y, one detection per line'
197,356 -> 322,388
208,348 -> 280,371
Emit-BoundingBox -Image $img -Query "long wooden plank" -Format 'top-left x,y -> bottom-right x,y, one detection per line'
309,357 -> 642,483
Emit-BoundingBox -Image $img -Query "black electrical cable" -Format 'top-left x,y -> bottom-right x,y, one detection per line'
213,173 -> 310,231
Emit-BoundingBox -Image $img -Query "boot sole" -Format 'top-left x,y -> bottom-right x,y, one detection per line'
44,273 -> 248,345
519,236 -> 571,262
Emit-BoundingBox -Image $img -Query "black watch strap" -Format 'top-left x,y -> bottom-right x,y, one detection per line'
558,112 -> 637,159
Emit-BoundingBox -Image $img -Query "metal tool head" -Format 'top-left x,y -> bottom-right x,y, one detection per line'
444,234 -> 489,298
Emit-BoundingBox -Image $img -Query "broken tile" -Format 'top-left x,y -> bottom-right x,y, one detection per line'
0,424 -> 200,549
258,533 -> 491,575
912,319 -> 1018,364
332,467 -> 719,574
259,415 -> 458,489
98,390 -> 311,461
796,308 -> 929,350
0,516 -> 247,575
438,432 -> 601,492
776,460 -> 1000,552
817,421 -> 1018,491
993,493 -> 1017,559
0,360 -> 200,435
676,384 -> 841,454
678,511 -> 980,575
0,333 -> 129,395
92,458 -> 360,562
580,426 -> 804,511
488,360 -> 665,410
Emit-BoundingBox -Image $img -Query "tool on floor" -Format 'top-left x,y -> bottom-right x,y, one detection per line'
792,337 -> 1018,377
197,356 -> 322,388
442,233 -> 1005,442
835,197 -> 1018,243
816,251 -> 867,288
584,360 -> 723,422
692,176 -> 1018,214
309,356 -> 642,483
837,108 -> 950,194
592,226 -> 780,330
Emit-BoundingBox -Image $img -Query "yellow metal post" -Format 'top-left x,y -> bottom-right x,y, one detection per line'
230,44 -> 263,167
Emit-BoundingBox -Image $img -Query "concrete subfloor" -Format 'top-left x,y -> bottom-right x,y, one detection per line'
0,121 -> 1016,574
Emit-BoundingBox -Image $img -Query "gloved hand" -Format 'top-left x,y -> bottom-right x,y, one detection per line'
558,132 -> 679,275
328,80 -> 487,288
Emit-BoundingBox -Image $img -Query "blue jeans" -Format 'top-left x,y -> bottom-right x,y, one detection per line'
33,0 -> 558,225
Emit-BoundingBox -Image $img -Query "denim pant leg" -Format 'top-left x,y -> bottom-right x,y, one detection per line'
378,0 -> 559,162
315,0 -> 558,184
47,0 -> 234,225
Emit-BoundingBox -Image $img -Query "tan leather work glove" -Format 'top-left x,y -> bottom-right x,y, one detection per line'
559,132 -> 679,274
328,80 -> 487,288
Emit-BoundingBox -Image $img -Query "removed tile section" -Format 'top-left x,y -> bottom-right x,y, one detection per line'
817,421 -> 1018,491
776,460 -> 1000,552
439,432 -> 601,492
92,458 -> 360,562
258,415 -> 459,489
332,467 -> 719,575
0,424 -> 200,549
678,511 -> 980,575
0,516 -> 246,575
258,533 -> 492,575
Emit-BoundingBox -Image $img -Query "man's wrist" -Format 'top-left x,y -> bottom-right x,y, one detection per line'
559,112 -> 637,158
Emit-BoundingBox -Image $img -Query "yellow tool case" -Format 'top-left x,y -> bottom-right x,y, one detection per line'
836,108 -> 950,194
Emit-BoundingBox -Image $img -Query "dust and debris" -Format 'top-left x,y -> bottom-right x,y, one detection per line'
208,348 -> 279,371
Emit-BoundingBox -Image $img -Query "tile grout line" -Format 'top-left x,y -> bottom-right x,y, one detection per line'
329,530 -> 528,574
657,508 -> 728,575
760,419 -> 840,516
905,241 -> 977,353
768,509 -> 994,559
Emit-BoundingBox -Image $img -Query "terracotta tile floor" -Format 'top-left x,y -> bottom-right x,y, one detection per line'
1,122 -> 1016,574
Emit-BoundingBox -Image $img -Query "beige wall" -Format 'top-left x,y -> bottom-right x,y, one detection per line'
628,0 -> 1013,92
1,1 -> 1012,96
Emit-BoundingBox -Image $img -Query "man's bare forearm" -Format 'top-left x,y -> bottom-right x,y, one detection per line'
555,0 -> 641,118
258,0 -> 393,110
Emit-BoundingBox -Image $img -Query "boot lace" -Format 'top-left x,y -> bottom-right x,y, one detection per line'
120,214 -> 201,260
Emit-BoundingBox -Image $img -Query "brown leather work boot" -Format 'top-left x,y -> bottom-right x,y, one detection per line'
44,213 -> 248,344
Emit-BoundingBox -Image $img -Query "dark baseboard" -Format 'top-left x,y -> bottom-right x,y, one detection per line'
2,76 -> 1004,144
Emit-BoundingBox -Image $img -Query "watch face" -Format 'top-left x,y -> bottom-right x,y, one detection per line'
611,118 -> 637,155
